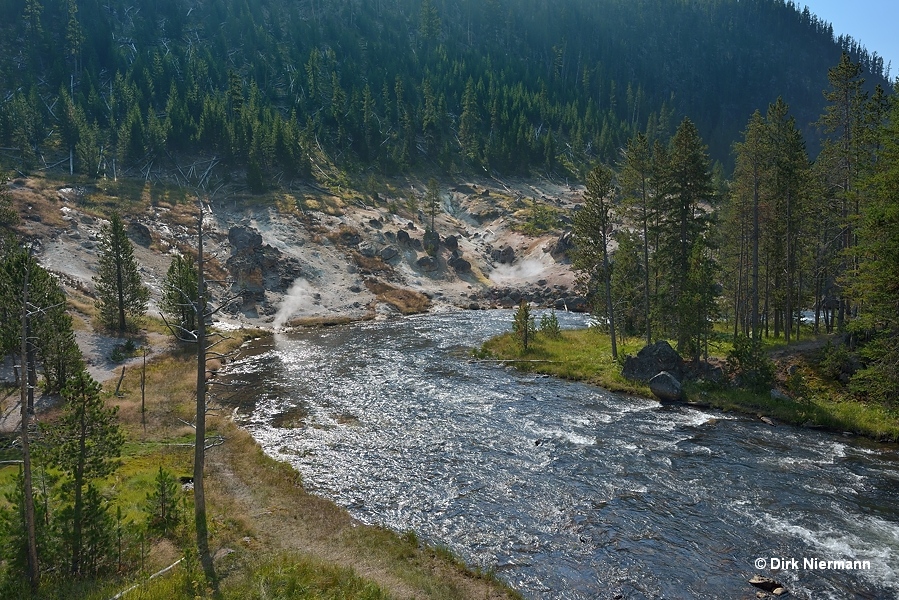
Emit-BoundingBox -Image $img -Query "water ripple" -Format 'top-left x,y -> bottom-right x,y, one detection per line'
221,311 -> 899,600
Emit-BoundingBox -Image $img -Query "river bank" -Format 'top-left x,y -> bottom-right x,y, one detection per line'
480,326 -> 899,442
0,330 -> 521,599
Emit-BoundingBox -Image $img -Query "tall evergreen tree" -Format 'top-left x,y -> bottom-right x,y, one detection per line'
572,164 -> 618,359
161,253 -> 199,336
766,97 -> 811,342
0,240 -> 82,395
732,110 -> 767,340
816,53 -> 869,331
42,370 -> 124,576
656,118 -> 715,354
847,85 -> 899,402
93,213 -> 149,332
619,131 -> 656,344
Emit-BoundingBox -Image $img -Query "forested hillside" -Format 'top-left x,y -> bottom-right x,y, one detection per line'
0,0 -> 891,183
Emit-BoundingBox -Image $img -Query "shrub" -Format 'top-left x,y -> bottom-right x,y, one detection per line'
819,340 -> 855,382
144,467 -> 180,538
726,335 -> 775,392
512,301 -> 536,350
539,310 -> 562,339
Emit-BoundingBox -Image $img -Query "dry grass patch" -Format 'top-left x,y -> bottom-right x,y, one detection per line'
8,179 -> 68,227
352,251 -> 392,274
364,279 -> 431,315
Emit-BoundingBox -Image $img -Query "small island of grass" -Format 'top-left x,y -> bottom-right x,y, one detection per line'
479,323 -> 899,443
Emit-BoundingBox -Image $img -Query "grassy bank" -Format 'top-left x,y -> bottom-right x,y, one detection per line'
0,331 -> 520,600
480,327 -> 899,442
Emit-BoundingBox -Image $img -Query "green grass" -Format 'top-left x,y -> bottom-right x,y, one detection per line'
481,328 -> 651,396
481,326 -> 899,441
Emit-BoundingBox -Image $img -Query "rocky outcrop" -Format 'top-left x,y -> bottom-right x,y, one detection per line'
128,221 -> 153,247
423,229 -> 440,254
649,371 -> 684,402
749,575 -> 787,596
443,235 -> 459,252
226,225 -> 301,301
338,229 -> 362,246
551,229 -> 574,261
491,245 -> 515,264
622,341 -> 685,382
228,224 -> 263,250
552,296 -> 587,312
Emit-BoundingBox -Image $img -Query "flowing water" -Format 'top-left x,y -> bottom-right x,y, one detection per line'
222,310 -> 899,599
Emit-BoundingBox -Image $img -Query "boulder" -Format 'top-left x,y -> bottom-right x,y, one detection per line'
396,229 -> 411,245
622,340 -> 685,382
229,225 -> 263,250
491,245 -> 516,264
551,229 -> 575,261
128,221 -> 153,247
499,296 -> 516,308
443,235 -> 459,252
416,256 -> 439,272
649,371 -> 684,402
379,245 -> 399,260
339,229 -> 361,246
423,229 -> 440,254
448,256 -> 471,273
566,296 -> 588,312
358,242 -> 377,257
749,576 -> 786,594
227,243 -> 301,300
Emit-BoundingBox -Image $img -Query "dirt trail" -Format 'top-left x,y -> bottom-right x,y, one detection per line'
768,336 -> 830,360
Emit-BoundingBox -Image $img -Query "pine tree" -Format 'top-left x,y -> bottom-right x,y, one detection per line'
512,300 -> 535,351
144,467 -> 180,538
42,370 -> 124,576
161,253 -> 199,336
656,118 -> 715,354
816,53 -> 869,331
93,213 -> 149,332
459,78 -> 481,163
423,178 -> 441,257
847,84 -> 899,402
572,164 -> 618,359
618,131 -> 655,344
0,240 -> 82,395
732,110 -> 768,340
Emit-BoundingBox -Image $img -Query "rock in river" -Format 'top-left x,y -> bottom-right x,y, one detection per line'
649,371 -> 684,402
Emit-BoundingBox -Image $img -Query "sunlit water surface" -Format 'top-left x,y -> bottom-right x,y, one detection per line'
221,311 -> 899,599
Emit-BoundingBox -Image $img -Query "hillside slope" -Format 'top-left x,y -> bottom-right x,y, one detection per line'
0,0 -> 890,186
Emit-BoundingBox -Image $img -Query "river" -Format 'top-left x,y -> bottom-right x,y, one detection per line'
221,310 -> 899,599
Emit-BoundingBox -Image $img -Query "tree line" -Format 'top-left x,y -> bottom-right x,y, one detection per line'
572,53 -> 898,402
0,0 -> 891,186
